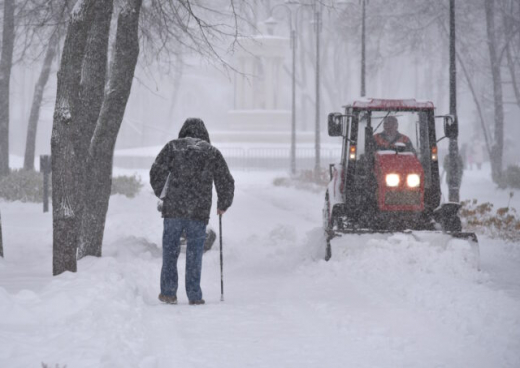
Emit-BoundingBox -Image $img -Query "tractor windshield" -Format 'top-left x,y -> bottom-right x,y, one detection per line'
354,109 -> 433,187
372,111 -> 419,153
356,110 -> 428,156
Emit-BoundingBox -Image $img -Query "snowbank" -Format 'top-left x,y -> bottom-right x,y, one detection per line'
0,168 -> 519,367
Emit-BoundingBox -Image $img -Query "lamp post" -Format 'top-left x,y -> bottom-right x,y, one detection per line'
360,0 -> 367,97
313,4 -> 322,177
291,25 -> 297,175
272,1 -> 327,177
267,4 -> 299,175
448,0 -> 460,203
278,1 -> 324,176
336,0 -> 368,96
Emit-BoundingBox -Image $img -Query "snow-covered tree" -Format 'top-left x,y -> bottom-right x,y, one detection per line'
0,208 -> 3,258
0,0 -> 15,178
52,0 -> 139,275
22,1 -> 73,171
52,0 -> 244,275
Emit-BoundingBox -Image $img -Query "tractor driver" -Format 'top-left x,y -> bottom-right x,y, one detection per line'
373,116 -> 415,153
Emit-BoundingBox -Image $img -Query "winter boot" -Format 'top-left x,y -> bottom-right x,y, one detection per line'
189,299 -> 205,305
158,294 -> 178,304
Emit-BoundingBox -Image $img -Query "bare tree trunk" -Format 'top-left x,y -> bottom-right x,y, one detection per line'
23,31 -> 60,171
74,0 -> 114,259
320,36 -> 338,112
167,54 -> 184,131
485,0 -> 505,183
456,50 -> 492,156
79,0 -> 142,258
505,46 -> 520,107
437,15 -> 492,156
298,22 -> 309,131
0,0 -> 15,177
51,0 -> 97,276
76,0 -> 113,167
0,209 -> 3,258
501,1 -> 520,110
436,40 -> 448,115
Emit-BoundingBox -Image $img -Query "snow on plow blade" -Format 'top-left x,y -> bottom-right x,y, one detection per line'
325,229 -> 480,269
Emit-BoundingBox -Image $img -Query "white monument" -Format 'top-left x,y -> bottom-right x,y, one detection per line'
224,31 -> 291,143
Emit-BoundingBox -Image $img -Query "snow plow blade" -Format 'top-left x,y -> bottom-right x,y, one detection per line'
325,229 -> 479,268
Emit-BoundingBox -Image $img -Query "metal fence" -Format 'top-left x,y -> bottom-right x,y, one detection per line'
220,147 -> 342,171
114,147 -> 342,172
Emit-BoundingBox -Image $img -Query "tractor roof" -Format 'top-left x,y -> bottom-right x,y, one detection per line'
345,98 -> 435,110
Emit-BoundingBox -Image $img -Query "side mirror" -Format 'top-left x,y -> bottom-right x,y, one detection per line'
328,112 -> 343,137
443,115 -> 458,139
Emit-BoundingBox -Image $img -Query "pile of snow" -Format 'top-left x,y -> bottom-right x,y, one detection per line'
0,164 -> 519,367
299,230 -> 520,367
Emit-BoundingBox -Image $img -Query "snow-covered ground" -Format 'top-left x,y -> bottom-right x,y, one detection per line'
1,159 -> 519,367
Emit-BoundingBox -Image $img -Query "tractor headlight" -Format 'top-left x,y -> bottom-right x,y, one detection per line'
406,174 -> 421,188
385,173 -> 400,187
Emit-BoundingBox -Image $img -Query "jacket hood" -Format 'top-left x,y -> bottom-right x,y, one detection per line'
178,118 -> 210,144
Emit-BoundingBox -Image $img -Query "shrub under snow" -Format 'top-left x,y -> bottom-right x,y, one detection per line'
0,169 -> 45,202
460,195 -> 520,242
0,170 -> 143,202
110,175 -> 143,198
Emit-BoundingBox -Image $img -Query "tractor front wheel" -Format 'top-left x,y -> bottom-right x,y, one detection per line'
442,215 -> 462,232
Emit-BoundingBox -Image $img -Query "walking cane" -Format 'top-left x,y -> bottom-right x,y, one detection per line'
219,214 -> 224,302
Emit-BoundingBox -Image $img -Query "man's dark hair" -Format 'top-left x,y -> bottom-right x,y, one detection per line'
178,117 -> 211,143
384,116 -> 398,125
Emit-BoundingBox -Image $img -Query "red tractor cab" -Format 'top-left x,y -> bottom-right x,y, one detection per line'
323,98 -> 477,260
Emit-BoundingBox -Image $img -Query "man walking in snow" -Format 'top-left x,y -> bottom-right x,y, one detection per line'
150,118 -> 234,305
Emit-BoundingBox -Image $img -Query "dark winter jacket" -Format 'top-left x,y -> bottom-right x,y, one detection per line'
150,118 -> 234,223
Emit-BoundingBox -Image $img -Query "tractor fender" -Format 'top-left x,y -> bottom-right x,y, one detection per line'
326,163 -> 344,211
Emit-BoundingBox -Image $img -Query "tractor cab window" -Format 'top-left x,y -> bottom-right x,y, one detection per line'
354,110 -> 430,160
353,110 -> 433,187
372,112 -> 419,154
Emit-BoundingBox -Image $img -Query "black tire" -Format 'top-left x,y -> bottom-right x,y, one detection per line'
443,215 -> 462,232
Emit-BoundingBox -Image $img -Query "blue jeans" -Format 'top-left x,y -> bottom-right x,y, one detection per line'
161,218 -> 206,302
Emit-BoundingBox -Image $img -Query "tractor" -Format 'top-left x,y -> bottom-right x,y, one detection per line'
323,98 -> 478,262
